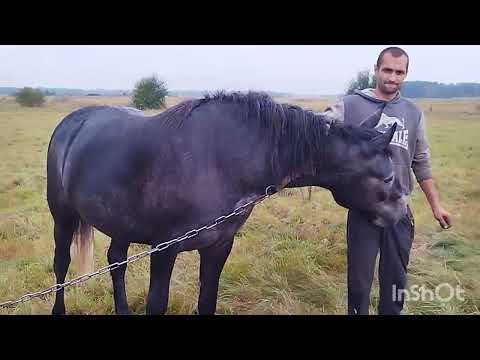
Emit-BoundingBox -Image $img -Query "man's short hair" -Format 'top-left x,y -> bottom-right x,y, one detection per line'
376,47 -> 409,71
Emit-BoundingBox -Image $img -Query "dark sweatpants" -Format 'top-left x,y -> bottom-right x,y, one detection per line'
347,206 -> 415,315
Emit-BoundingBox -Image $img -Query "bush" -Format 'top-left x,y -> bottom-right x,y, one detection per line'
346,70 -> 376,95
14,87 -> 45,107
131,75 -> 168,110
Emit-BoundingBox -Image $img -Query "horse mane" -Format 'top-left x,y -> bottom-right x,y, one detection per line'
157,90 -> 381,178
328,122 -> 392,156
329,122 -> 380,142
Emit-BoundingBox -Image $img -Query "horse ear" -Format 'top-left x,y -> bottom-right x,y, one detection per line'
370,123 -> 397,149
360,104 -> 386,128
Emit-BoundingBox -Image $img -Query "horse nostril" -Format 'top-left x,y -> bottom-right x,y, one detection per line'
384,175 -> 394,184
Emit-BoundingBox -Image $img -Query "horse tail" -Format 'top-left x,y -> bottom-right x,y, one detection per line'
70,218 -> 95,276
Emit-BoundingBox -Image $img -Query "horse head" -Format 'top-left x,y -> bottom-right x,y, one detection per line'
316,109 -> 407,227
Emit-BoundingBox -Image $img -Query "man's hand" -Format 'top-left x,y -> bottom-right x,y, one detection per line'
433,206 -> 452,230
418,179 -> 453,230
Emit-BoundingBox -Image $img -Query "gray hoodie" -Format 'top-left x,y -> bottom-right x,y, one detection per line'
322,88 -> 432,196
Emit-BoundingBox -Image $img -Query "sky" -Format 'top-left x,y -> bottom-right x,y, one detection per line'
1,45 -> 479,95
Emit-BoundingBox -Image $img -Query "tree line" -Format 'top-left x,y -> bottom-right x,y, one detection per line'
346,70 -> 480,98
6,72 -> 480,108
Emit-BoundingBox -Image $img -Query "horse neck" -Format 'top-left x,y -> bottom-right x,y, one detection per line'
273,113 -> 331,187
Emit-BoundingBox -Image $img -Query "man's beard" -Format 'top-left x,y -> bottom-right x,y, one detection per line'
380,82 -> 400,94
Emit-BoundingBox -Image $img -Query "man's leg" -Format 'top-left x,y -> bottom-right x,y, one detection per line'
378,206 -> 415,315
347,209 -> 382,315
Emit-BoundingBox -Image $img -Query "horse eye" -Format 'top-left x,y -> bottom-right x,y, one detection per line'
384,175 -> 394,184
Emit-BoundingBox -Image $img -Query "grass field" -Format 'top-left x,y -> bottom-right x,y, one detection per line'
0,95 -> 479,315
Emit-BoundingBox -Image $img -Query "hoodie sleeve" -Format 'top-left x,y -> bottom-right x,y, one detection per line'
318,100 -> 345,123
411,112 -> 433,182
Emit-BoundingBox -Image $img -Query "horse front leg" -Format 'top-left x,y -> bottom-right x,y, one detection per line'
146,246 -> 178,315
197,237 -> 234,315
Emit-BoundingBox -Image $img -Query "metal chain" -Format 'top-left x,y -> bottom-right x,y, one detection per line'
0,185 -> 278,309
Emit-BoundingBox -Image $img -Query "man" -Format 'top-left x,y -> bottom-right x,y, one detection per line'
322,47 -> 452,315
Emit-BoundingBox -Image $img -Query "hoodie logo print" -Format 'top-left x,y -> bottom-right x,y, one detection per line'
375,113 -> 409,150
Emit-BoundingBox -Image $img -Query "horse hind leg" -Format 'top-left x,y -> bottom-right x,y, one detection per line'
51,212 -> 78,315
51,209 -> 94,315
107,239 -> 132,315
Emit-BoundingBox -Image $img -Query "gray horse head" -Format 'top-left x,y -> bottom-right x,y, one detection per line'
317,107 -> 407,226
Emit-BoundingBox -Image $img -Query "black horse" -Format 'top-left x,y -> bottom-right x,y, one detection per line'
46,91 -> 405,315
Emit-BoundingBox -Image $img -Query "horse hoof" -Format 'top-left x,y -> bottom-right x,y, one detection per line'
116,309 -> 134,315
51,307 -> 65,315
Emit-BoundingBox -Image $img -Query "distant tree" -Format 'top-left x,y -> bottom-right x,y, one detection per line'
42,89 -> 55,96
14,87 -> 45,107
131,75 -> 168,110
346,70 -> 376,95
